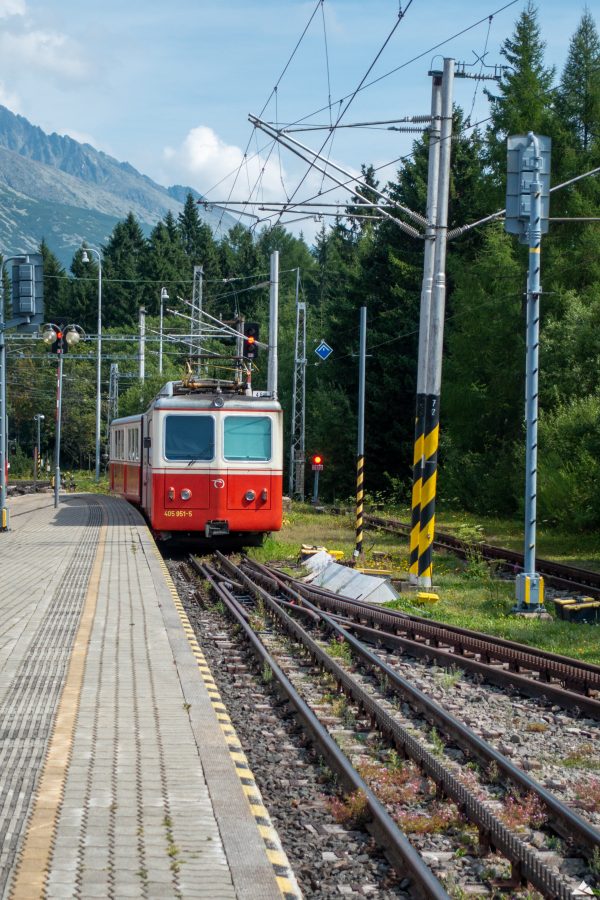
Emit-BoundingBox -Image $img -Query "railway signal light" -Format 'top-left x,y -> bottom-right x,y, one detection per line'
311,454 -> 323,471
42,324 -> 83,354
243,322 -> 260,360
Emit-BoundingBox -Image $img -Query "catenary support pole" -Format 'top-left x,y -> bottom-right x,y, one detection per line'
268,251 -> 279,398
289,268 -> 307,499
139,307 -> 146,382
94,256 -> 102,482
515,132 -> 544,611
355,306 -> 367,558
418,57 -> 454,589
54,349 -> 64,509
409,67 -> 443,584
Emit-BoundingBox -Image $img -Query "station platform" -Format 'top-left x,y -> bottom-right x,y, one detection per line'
0,493 -> 299,900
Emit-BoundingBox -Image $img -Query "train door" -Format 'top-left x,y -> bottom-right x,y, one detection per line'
142,412 -> 153,512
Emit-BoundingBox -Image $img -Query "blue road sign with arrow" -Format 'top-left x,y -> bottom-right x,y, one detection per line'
315,341 -> 333,361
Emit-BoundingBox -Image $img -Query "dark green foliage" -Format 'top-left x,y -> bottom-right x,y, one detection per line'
102,212 -> 147,328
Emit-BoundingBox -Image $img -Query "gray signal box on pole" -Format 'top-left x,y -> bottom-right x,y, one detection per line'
505,134 -> 551,243
10,253 -> 44,332
505,132 -> 552,614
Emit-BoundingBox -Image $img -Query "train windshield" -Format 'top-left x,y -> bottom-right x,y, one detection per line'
224,416 -> 271,461
165,415 -> 214,461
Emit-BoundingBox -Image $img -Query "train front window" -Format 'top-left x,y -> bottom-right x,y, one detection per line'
224,416 -> 271,461
165,415 -> 214,461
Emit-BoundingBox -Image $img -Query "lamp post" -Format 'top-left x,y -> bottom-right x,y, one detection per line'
42,324 -> 84,508
81,246 -> 102,482
33,413 -> 44,489
159,287 -> 169,375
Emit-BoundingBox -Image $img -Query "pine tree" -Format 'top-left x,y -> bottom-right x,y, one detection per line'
102,213 -> 147,327
486,2 -> 555,185
558,9 -> 600,153
143,214 -> 189,314
39,239 -> 71,326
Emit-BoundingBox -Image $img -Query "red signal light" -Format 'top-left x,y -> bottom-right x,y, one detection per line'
56,331 -> 63,339
312,454 -> 322,465
247,336 -> 255,344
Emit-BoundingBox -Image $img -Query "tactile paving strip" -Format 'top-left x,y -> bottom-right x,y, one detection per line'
155,552 -> 302,900
0,498 -> 102,897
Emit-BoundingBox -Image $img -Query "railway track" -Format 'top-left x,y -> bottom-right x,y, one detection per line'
186,552 -> 600,900
364,513 -> 600,598
265,565 -> 600,719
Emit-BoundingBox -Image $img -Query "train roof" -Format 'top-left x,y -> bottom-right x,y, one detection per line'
110,381 -> 281,427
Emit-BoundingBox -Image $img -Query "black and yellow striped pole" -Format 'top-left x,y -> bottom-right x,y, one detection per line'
355,307 -> 367,559
417,58 -> 454,589
409,69 -> 442,584
409,396 -> 425,581
418,394 -> 440,583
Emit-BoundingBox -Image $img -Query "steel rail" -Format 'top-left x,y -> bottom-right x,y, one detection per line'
211,555 -> 586,899
246,563 -> 600,717
241,559 -> 600,859
365,513 -> 600,597
193,556 -> 450,900
268,565 -> 600,696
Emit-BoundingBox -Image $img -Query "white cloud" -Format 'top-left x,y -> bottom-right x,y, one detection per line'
162,125 -> 287,201
0,80 -> 21,112
0,29 -> 90,82
0,0 -> 26,18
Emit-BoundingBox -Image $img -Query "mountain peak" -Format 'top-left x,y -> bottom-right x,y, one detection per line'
0,105 -> 235,267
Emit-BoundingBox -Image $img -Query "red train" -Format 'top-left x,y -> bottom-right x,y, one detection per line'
109,380 -> 283,544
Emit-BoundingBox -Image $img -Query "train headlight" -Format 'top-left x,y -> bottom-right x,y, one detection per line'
244,490 -> 256,502
168,487 -> 175,501
181,488 -> 192,501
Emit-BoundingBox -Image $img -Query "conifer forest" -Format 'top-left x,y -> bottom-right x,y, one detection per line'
5,4 -> 600,529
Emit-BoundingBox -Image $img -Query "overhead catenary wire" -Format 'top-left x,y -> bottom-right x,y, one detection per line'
214,0 -> 324,233
200,0 -> 520,232
270,2 -> 415,229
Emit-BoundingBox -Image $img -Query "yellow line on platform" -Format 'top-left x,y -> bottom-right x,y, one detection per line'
10,520 -> 107,899
155,549 -> 302,900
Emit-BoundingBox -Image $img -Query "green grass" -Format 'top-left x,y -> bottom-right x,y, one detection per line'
378,504 -> 600,572
249,503 -> 600,666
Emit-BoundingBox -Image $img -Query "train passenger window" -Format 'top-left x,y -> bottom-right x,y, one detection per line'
224,416 -> 271,461
165,415 -> 214,461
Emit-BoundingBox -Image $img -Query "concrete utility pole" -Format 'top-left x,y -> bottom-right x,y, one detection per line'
108,363 -> 119,425
409,67 -> 443,584
417,57 -> 455,589
289,268 -> 307,500
33,414 -> 44,489
267,251 -> 279,398
139,307 -> 146,382
355,306 -> 367,558
159,287 -> 169,375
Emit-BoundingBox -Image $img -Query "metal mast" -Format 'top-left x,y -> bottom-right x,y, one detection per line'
417,57 -> 455,588
288,268 -> 306,499
191,265 -> 203,370
409,67 -> 443,584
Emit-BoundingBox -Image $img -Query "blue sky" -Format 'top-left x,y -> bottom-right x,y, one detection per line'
0,0 -> 591,235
